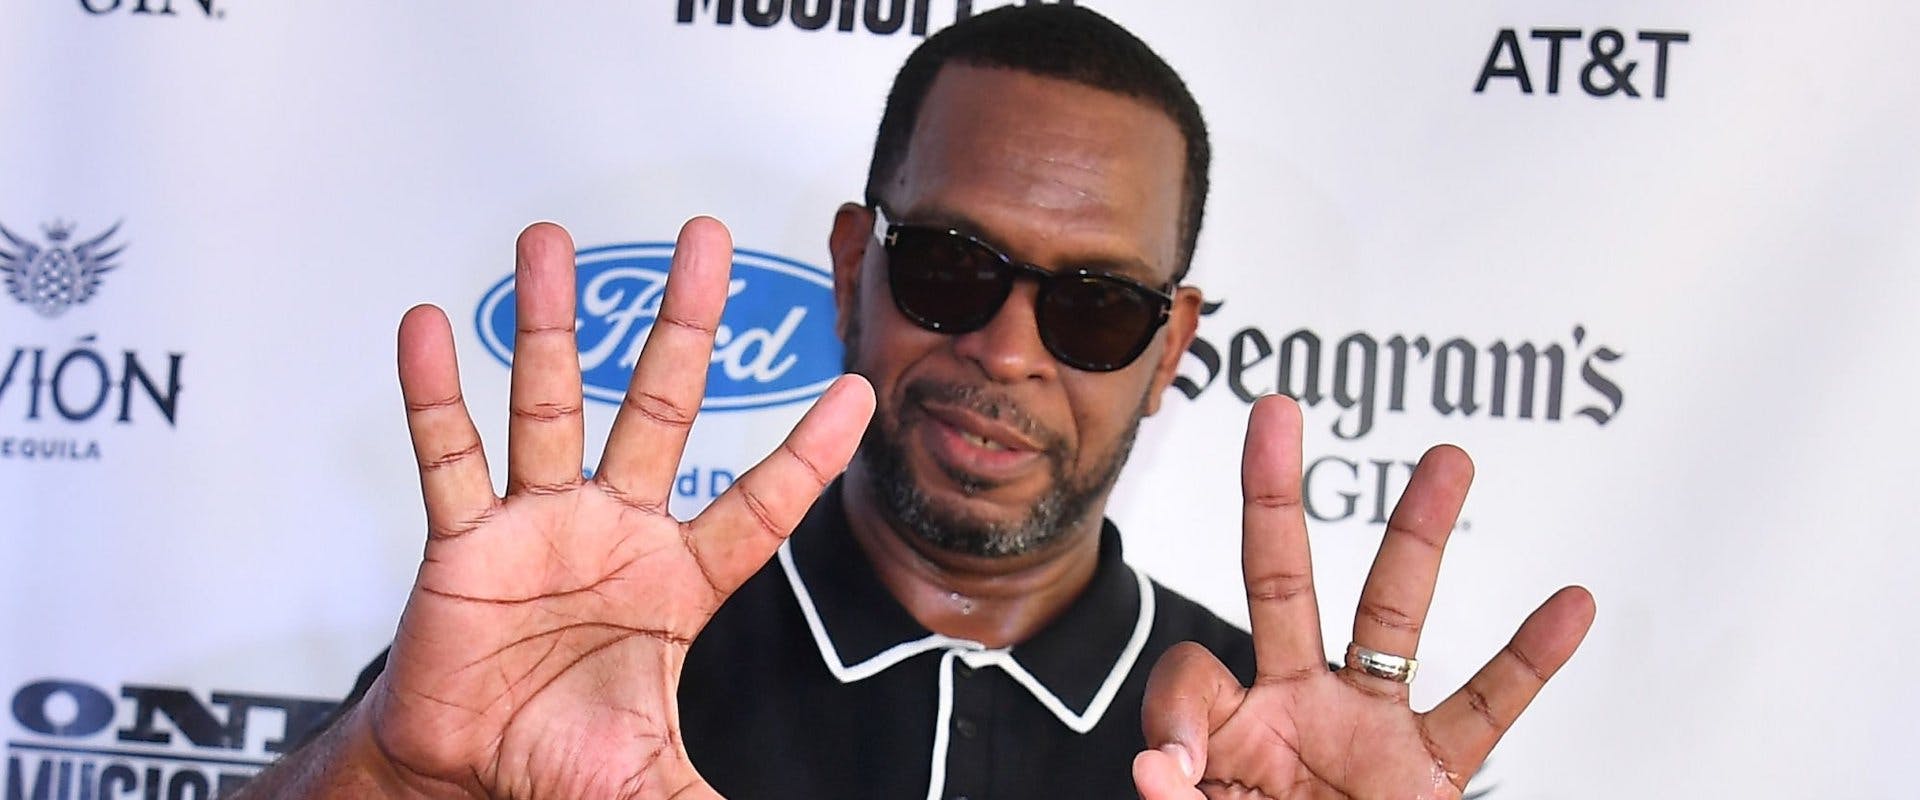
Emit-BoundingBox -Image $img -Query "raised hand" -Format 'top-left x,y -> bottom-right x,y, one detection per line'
1133,396 -> 1594,800
294,219 -> 872,799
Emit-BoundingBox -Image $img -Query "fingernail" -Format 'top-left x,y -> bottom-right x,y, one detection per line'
1159,743 -> 1194,780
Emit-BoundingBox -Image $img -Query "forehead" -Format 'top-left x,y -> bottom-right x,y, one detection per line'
889,64 -> 1187,283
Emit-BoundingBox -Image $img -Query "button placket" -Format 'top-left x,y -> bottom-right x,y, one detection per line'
939,647 -> 1001,800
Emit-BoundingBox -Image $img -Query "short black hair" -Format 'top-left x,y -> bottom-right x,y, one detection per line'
863,5 -> 1209,281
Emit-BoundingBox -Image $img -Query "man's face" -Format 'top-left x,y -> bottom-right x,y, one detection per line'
832,64 -> 1201,559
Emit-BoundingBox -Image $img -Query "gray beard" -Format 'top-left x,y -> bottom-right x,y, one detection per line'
855,379 -> 1147,558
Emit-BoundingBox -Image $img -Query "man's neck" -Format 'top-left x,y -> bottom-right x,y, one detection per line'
840,464 -> 1106,650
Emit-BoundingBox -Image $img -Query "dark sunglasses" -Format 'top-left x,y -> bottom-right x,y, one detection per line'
871,207 -> 1174,372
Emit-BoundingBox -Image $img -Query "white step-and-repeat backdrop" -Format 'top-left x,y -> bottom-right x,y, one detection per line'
4,1 -> 1916,797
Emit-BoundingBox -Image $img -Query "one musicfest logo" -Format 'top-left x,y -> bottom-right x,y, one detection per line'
0,220 -> 124,319
4,677 -> 335,798
675,0 -> 1077,35
477,242 -> 843,411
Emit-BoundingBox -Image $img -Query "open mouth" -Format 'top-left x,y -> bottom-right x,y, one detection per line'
956,429 -> 1011,451
901,384 -> 1053,486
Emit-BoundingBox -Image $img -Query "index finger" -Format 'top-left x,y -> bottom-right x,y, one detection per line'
1240,395 -> 1329,681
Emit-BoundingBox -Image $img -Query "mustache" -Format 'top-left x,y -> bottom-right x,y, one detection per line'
900,380 -> 1062,453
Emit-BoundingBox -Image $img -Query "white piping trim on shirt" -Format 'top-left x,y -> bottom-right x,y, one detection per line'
779,541 -> 1158,800
776,540 -> 1158,731
957,568 -> 1157,735
778,543 -> 980,681
924,649 -> 959,800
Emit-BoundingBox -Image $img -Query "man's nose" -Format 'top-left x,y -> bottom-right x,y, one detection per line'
950,281 -> 1058,383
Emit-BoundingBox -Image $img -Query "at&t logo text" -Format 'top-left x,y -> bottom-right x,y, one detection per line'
1475,27 -> 1690,99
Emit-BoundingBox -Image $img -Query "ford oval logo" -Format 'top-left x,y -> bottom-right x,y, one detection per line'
476,242 -> 843,411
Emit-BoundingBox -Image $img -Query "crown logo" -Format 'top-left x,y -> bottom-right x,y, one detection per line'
42,219 -> 75,243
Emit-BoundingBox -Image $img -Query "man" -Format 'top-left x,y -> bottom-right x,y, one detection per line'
242,7 -> 1592,799
674,9 -> 1251,795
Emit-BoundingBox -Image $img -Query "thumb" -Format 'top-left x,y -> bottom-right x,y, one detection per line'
1133,745 -> 1205,799
1140,641 -> 1244,785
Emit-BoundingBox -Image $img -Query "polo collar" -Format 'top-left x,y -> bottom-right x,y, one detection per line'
777,482 -> 1155,733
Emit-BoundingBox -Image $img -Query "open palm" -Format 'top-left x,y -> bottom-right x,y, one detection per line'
1134,397 -> 1595,799
359,219 -> 872,799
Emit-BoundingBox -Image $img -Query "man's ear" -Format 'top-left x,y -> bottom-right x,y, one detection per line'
828,202 -> 873,342
1144,285 -> 1204,417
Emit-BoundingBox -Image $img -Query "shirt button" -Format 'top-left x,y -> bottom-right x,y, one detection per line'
954,717 -> 977,738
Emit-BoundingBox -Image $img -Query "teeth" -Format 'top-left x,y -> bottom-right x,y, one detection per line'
962,431 -> 1007,451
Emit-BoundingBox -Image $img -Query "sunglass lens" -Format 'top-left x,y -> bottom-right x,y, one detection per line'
887,228 -> 1007,332
1038,276 -> 1160,371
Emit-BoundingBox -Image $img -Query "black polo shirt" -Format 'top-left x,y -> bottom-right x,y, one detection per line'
337,484 -> 1256,798
679,484 -> 1256,799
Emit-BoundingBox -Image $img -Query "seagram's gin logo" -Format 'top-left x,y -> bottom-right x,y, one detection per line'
476,242 -> 843,411
0,219 -> 125,318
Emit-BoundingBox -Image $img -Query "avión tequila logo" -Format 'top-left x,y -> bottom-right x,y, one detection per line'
477,242 -> 843,411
